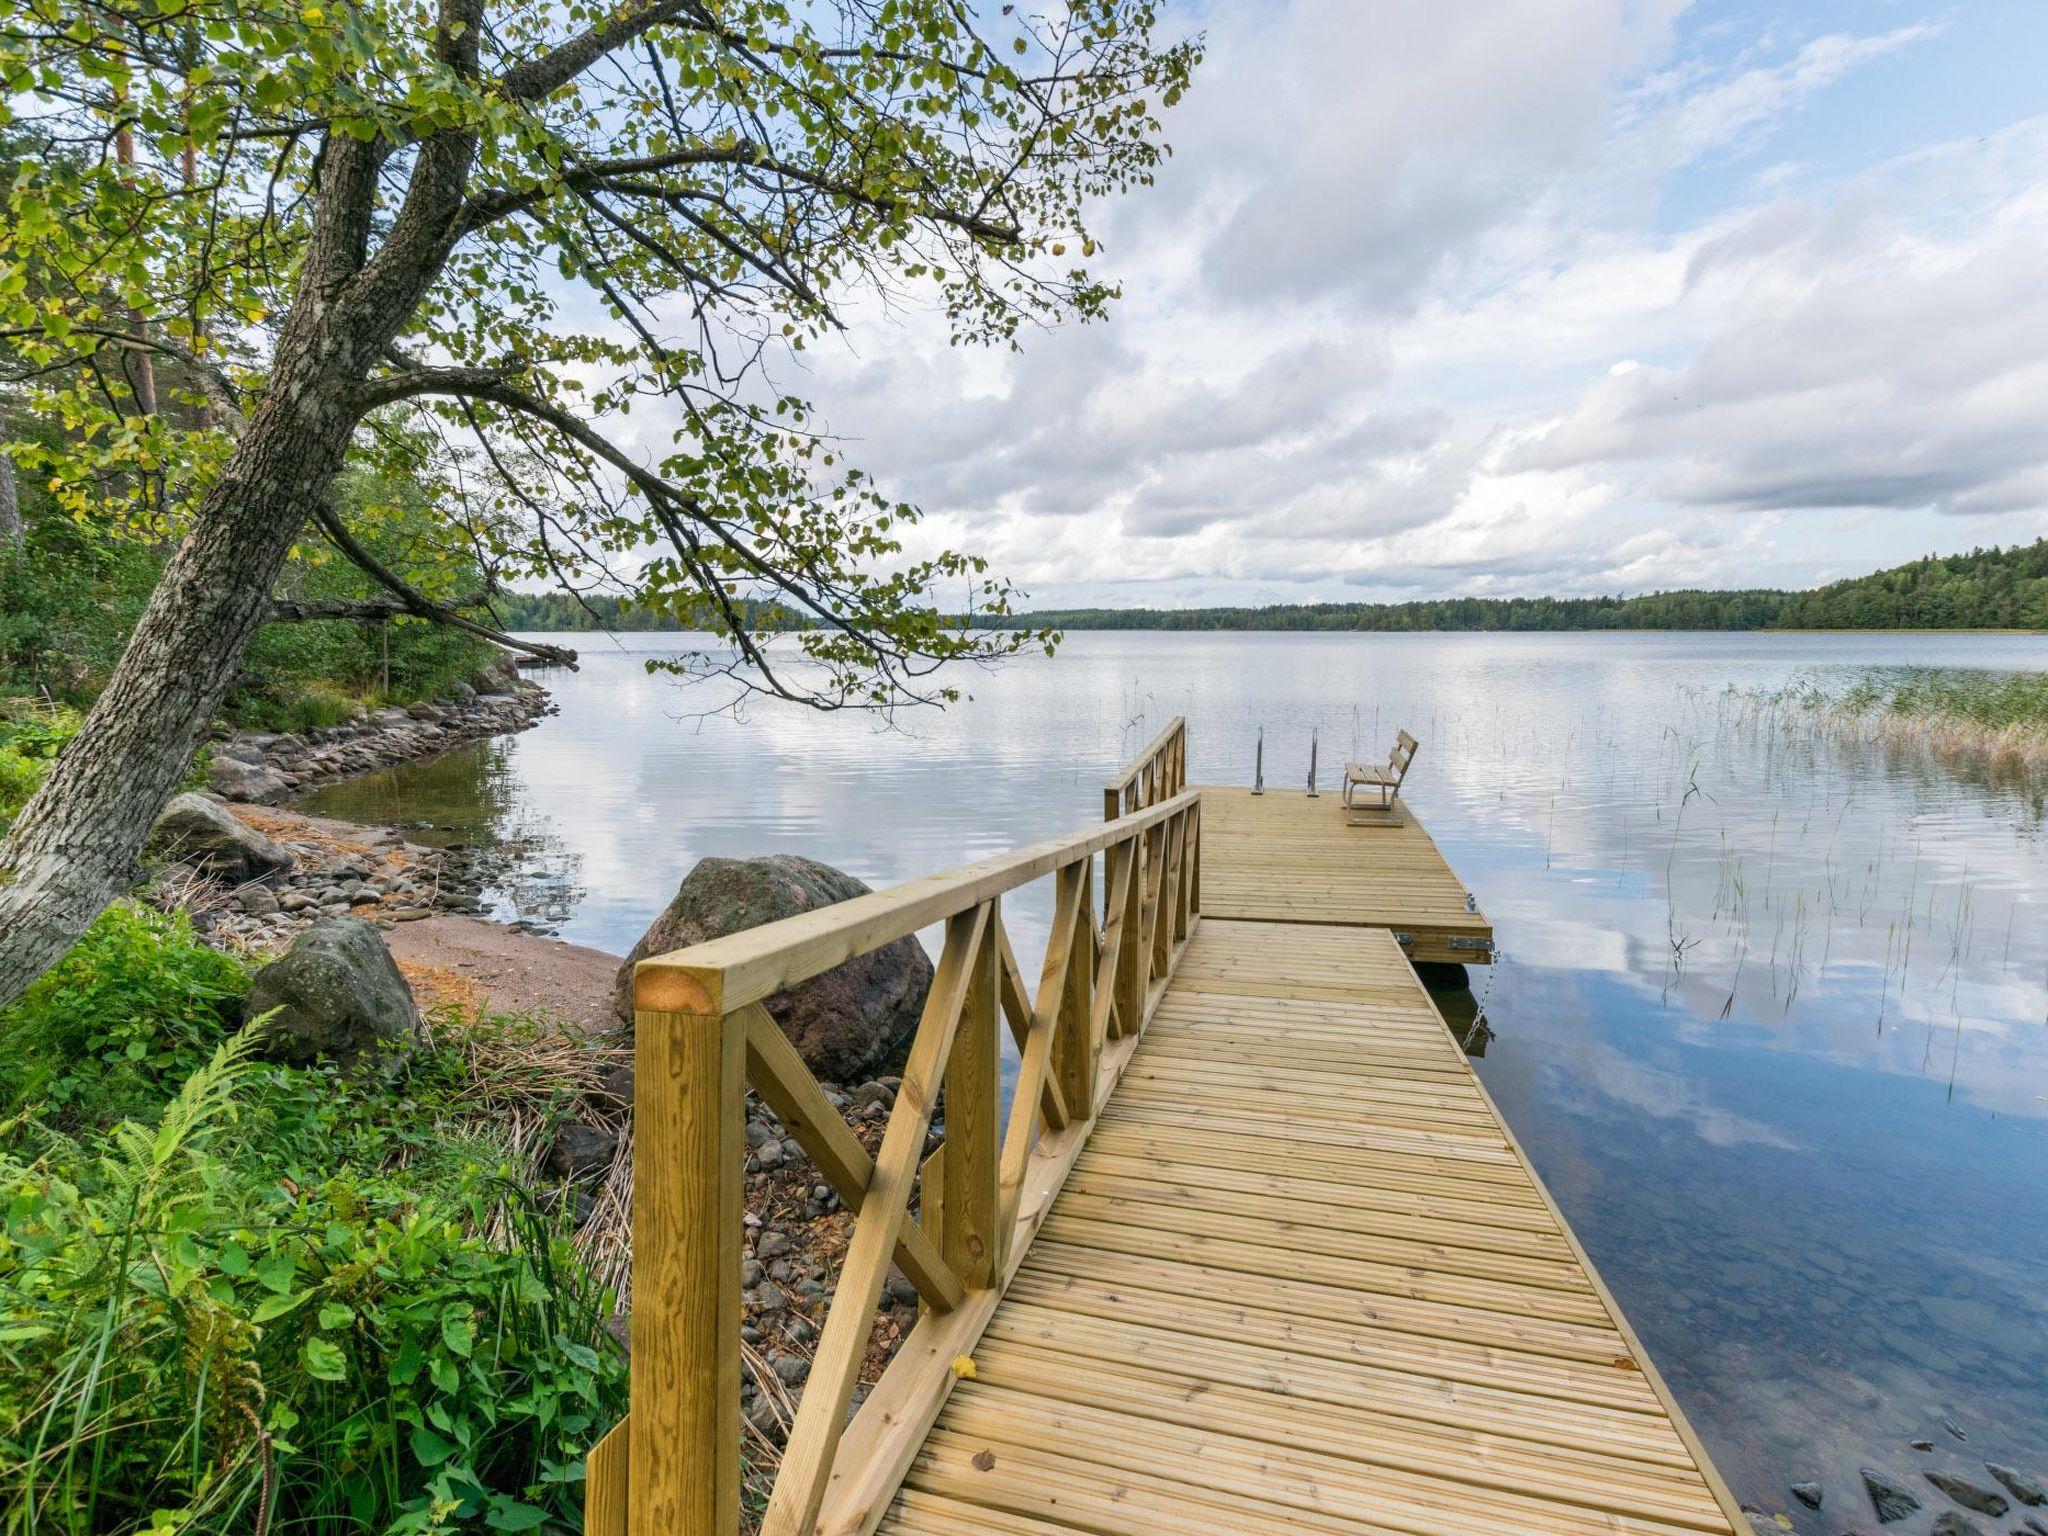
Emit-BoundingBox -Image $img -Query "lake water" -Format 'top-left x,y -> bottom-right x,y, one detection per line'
302,630 -> 2048,1526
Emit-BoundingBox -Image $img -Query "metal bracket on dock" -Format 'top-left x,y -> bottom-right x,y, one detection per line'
1252,727 -> 1264,795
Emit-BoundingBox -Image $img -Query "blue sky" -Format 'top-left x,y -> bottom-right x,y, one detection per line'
768,1 -> 2048,608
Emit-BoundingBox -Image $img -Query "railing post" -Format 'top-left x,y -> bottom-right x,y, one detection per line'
942,901 -> 1001,1287
1052,860 -> 1096,1121
623,990 -> 745,1536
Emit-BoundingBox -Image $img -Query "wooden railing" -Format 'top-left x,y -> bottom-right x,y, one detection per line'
1102,715 -> 1187,820
586,787 -> 1203,1536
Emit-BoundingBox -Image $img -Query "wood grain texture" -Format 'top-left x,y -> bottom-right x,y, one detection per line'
872,921 -> 1741,1536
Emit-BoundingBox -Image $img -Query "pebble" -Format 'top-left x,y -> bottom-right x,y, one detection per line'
1790,1481 -> 1822,1509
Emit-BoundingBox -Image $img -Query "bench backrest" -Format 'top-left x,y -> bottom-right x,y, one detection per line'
1389,730 -> 1419,788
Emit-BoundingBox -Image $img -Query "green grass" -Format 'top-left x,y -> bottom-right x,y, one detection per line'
0,905 -> 626,1535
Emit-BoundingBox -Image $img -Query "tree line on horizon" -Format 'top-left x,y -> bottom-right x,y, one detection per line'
993,539 -> 2048,633
494,540 -> 2048,635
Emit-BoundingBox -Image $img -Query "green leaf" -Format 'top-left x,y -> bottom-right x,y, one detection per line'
486,1499 -> 551,1532
302,1336 -> 348,1382
440,1304 -> 475,1358
252,1291 -> 306,1324
410,1426 -> 456,1468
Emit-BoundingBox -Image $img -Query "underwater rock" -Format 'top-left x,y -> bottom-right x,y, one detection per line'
1925,1472 -> 2008,1518
1789,1481 -> 1822,1509
1987,1464 -> 2048,1508
1860,1468 -> 1921,1524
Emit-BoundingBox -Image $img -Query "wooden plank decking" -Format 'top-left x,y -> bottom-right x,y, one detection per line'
596,728 -> 1736,1536
1196,786 -> 1496,963
876,920 -> 1742,1536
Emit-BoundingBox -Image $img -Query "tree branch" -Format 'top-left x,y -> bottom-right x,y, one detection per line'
306,500 -> 578,667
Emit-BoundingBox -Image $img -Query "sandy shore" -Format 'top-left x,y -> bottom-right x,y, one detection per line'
384,912 -> 619,1029
226,801 -> 623,1029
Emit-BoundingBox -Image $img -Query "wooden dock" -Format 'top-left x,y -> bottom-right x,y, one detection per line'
1198,785 -> 1495,964
589,717 -> 1741,1536
878,919 -> 1739,1536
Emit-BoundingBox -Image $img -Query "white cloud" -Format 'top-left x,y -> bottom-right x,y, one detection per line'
768,3 -> 2048,608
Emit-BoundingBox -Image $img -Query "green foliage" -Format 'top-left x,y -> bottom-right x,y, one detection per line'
0,0 -> 1200,709
0,910 -> 627,1536
0,902 -> 243,1131
0,703 -> 80,831
999,540 -> 2048,634
0,432 -> 498,720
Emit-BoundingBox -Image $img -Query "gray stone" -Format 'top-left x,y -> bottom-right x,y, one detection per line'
1931,1515 -> 1984,1536
615,854 -> 934,1081
1861,1468 -> 1921,1524
548,1122 -> 621,1180
591,1061 -> 635,1109
1988,1466 -> 2048,1508
1790,1481 -> 1822,1510
470,654 -> 522,694
1926,1473 -> 2007,1518
150,793 -> 295,882
770,1352 -> 809,1385
757,1230 -> 793,1259
238,886 -> 281,917
754,1139 -> 786,1170
243,918 -> 421,1069
207,754 -> 292,803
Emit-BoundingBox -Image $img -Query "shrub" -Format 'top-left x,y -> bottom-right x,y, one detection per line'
0,901 -> 243,1130
0,914 -> 626,1536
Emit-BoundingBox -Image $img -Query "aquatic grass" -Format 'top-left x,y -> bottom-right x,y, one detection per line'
1780,667 -> 2048,782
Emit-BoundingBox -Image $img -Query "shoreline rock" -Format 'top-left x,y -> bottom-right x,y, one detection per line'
203,670 -> 554,804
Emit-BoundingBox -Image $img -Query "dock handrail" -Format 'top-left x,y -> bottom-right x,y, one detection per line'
1103,714 -> 1187,820
590,786 -> 1205,1536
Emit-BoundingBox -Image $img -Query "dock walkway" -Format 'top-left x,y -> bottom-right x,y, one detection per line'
879,918 -> 1741,1536
590,718 -> 1742,1536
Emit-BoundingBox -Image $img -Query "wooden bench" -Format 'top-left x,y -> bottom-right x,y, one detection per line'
1343,729 -> 1417,825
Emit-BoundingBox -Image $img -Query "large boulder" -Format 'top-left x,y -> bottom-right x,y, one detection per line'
244,917 -> 422,1069
150,793 -> 294,882
470,653 -> 522,695
207,754 -> 291,803
615,854 -> 932,1081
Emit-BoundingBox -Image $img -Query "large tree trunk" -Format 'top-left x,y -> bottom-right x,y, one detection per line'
0,359 -> 360,1005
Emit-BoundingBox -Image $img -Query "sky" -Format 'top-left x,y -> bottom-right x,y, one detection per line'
718,1 -> 2048,610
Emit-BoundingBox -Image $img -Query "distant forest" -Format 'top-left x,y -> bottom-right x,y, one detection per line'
998,541 -> 2048,633
493,591 -> 806,632
495,541 -> 2048,635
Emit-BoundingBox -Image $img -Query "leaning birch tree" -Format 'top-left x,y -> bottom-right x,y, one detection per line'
0,0 -> 1198,1005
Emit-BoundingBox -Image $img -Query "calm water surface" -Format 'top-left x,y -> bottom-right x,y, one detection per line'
304,631 -> 2048,1525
